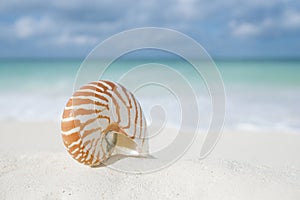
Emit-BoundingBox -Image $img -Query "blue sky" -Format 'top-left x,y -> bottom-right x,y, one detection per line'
0,0 -> 300,59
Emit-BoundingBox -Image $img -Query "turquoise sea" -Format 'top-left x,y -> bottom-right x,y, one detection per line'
0,59 -> 299,133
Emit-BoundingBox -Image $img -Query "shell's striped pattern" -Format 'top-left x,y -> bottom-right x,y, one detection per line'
61,80 -> 147,166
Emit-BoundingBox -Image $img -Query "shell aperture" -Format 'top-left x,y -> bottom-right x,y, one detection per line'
61,80 -> 148,167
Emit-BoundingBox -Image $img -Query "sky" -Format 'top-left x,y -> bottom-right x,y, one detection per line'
0,0 -> 300,59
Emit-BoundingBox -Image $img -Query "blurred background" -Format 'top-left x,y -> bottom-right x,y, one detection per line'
0,0 -> 299,134
0,0 -> 300,58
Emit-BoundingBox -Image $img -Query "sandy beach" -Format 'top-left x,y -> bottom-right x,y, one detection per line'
0,121 -> 299,199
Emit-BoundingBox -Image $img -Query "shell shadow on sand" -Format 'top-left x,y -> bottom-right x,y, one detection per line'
93,154 -> 156,168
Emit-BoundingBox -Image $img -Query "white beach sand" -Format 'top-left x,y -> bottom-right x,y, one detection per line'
0,121 -> 299,199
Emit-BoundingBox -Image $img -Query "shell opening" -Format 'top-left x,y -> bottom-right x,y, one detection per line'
105,131 -> 141,157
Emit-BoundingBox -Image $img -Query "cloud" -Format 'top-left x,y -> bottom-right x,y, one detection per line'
230,22 -> 261,37
282,9 -> 300,29
14,16 -> 54,39
229,8 -> 300,38
53,33 -> 98,46
0,0 -> 300,58
12,16 -> 98,46
173,0 -> 199,19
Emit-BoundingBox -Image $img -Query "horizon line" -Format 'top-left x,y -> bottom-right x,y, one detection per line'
0,56 -> 300,62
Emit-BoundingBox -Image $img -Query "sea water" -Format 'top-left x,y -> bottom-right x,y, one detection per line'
0,59 -> 299,134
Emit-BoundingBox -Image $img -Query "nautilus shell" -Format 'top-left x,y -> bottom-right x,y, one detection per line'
61,80 -> 148,167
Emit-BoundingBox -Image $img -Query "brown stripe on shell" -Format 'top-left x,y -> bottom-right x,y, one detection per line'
67,98 -> 109,109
